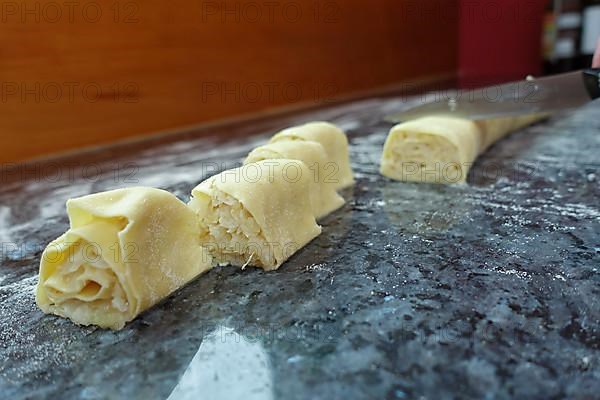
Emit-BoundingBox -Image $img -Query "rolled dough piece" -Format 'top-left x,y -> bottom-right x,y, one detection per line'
188,160 -> 322,271
270,122 -> 354,189
244,140 -> 345,219
36,187 -> 212,330
380,115 -> 547,184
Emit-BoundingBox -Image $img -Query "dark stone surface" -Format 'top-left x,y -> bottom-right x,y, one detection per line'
0,96 -> 599,400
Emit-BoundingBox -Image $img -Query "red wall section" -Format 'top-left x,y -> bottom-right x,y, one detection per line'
458,0 -> 547,88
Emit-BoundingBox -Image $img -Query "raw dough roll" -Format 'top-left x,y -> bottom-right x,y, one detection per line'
189,160 -> 321,271
380,115 -> 546,184
477,114 -> 546,152
244,140 -> 345,219
270,122 -> 354,189
36,187 -> 212,330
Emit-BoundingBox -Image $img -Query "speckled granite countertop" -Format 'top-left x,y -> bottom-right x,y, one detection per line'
0,96 -> 599,400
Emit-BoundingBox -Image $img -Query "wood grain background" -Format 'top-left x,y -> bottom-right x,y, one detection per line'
0,0 -> 458,163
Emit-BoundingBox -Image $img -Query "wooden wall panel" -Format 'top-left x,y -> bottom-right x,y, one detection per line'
0,0 -> 458,163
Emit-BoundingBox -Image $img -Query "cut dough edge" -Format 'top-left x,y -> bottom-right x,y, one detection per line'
188,161 -> 322,272
190,185 -> 278,270
37,219 -> 134,330
380,130 -> 470,184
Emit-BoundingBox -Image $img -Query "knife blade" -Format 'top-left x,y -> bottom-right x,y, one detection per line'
384,68 -> 600,123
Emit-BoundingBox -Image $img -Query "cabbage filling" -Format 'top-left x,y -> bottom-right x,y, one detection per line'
197,189 -> 275,269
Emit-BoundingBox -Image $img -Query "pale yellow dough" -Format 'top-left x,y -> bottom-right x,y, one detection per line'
271,122 -> 354,189
36,187 -> 212,330
244,140 -> 345,219
189,160 -> 321,271
380,115 -> 547,184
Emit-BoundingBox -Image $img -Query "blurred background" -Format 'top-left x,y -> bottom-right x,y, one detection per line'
1,0 -> 599,163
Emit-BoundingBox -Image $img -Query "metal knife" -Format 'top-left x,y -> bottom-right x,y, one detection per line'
384,68 -> 600,123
